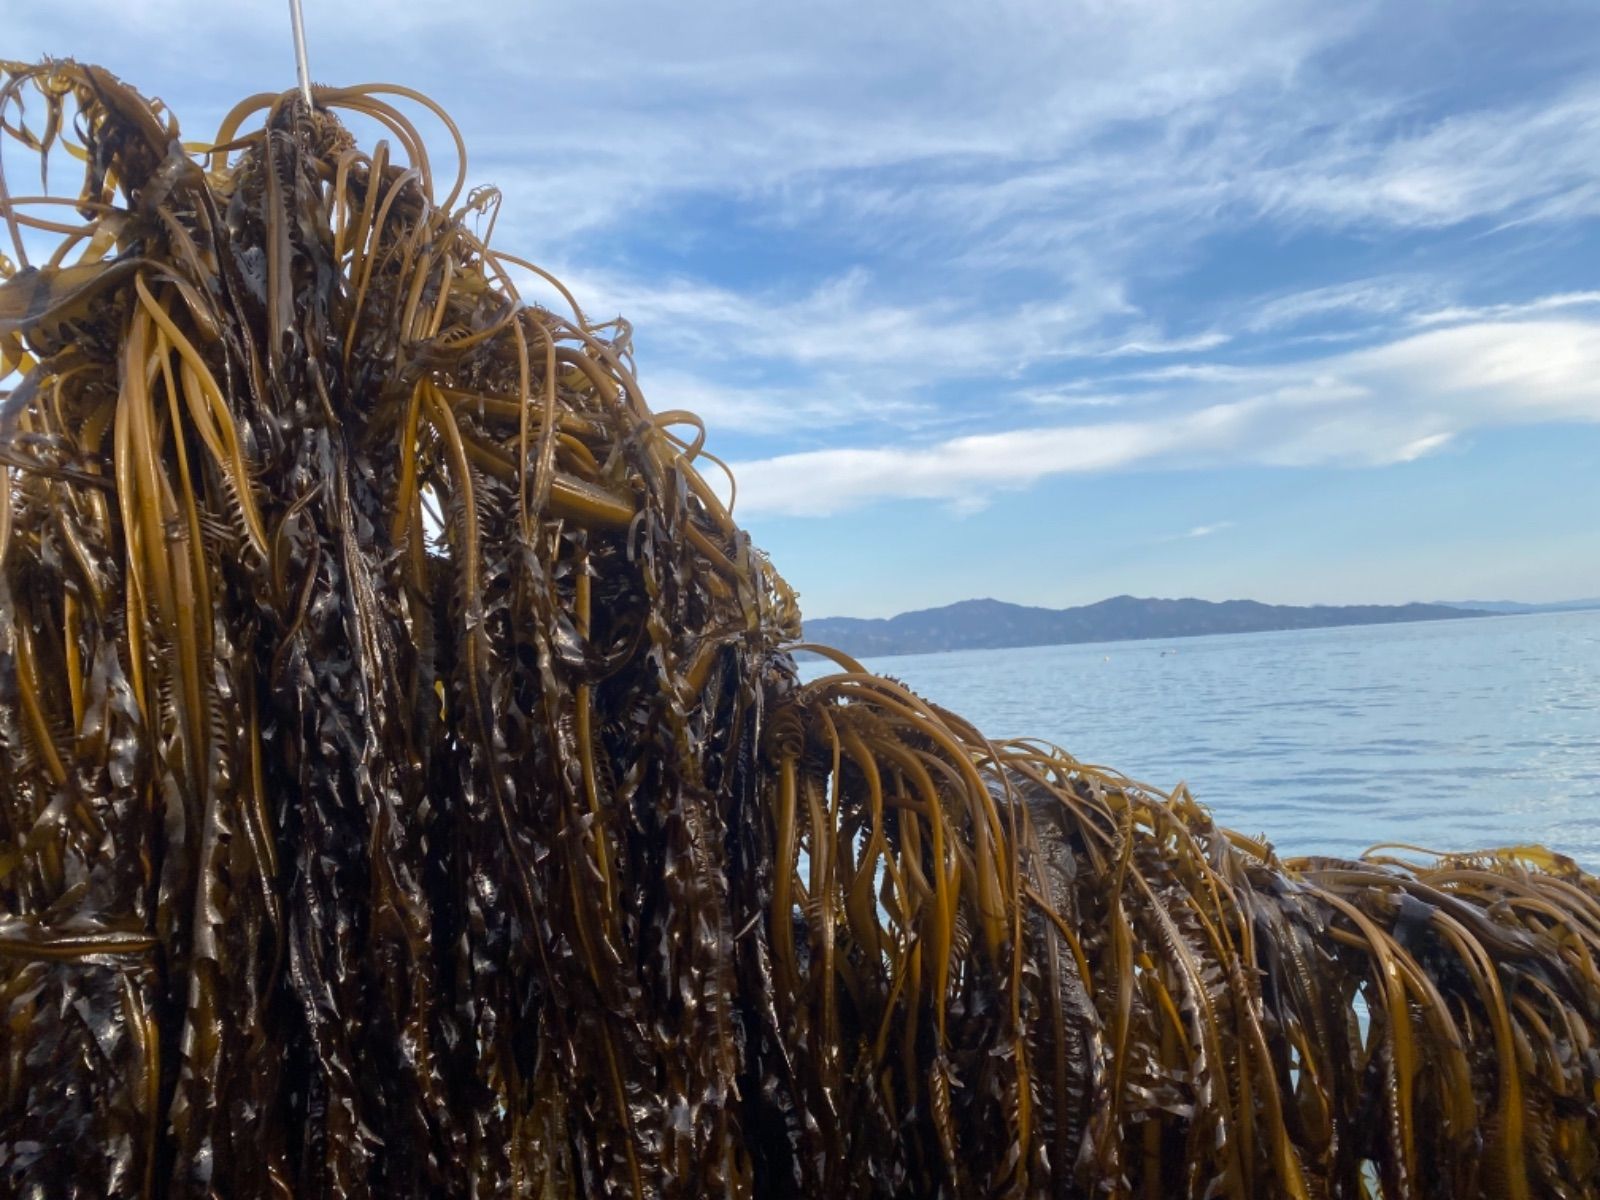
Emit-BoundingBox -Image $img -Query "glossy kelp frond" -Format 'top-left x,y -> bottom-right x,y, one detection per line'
758,679 -> 1600,1199
0,58 -> 795,1197
0,60 -> 1594,1199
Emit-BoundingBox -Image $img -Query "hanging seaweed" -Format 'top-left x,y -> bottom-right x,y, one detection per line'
0,60 -> 1595,1199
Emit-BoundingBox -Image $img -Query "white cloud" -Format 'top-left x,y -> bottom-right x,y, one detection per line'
1393,433 -> 1454,462
1181,522 -> 1235,539
726,318 -> 1600,516
1099,332 -> 1232,357
1151,520 -> 1236,543
721,419 -> 1185,517
505,262 -> 1229,439
1243,279 -> 1443,333
1253,85 -> 1600,230
1409,291 -> 1600,327
538,264 -> 1138,373
1017,386 -> 1137,410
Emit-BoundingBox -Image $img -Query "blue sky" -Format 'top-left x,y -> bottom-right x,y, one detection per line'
12,0 -> 1600,617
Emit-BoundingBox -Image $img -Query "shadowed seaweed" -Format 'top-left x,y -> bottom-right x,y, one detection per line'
0,61 -> 1596,1199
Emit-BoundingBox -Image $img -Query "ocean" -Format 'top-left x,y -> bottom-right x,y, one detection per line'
799,608 -> 1600,869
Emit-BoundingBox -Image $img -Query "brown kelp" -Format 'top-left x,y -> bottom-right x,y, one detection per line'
0,59 -> 1595,1199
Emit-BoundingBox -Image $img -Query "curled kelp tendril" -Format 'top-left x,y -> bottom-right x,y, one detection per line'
0,59 -> 1596,1200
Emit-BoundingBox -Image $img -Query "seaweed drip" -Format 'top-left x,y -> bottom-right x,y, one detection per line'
0,60 -> 1596,1199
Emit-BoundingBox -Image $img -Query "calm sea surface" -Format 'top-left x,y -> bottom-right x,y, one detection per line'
799,609 -> 1600,869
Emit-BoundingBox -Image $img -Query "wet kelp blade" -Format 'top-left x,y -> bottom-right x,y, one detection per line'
0,60 -> 1597,1199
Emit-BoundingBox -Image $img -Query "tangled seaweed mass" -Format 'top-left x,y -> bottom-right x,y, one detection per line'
0,60 -> 1597,1199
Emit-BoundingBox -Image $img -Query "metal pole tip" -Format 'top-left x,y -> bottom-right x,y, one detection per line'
289,0 -> 314,110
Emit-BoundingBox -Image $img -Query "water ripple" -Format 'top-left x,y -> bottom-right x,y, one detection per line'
803,610 -> 1600,870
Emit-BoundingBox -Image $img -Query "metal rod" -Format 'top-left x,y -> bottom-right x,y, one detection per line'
288,0 -> 313,109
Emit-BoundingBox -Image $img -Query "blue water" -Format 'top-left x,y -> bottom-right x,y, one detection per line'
799,610 -> 1600,869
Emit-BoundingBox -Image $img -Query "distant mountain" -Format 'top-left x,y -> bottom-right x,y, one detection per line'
801,595 -> 1491,659
1434,598 -> 1600,615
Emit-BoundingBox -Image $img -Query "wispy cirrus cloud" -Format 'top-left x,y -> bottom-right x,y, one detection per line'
1170,522 -> 1236,541
724,317 -> 1600,516
507,263 -> 1236,443
1408,291 -> 1600,328
1250,85 -> 1600,231
532,264 -> 1202,374
1241,279 -> 1445,334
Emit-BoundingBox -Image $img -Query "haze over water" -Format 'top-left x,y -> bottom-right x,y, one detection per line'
801,609 -> 1600,868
